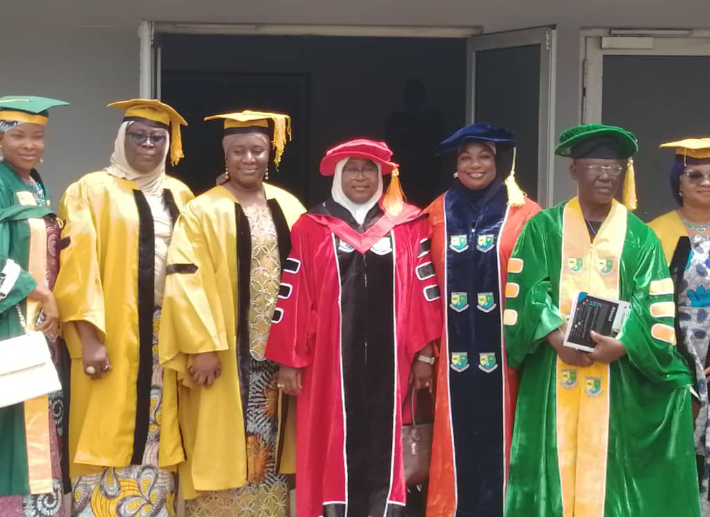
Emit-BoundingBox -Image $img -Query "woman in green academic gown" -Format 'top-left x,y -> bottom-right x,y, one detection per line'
53,99 -> 194,517
158,110 -> 304,517
0,95 -> 68,517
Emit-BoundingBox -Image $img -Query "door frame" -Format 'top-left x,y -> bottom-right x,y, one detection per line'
138,20 -> 483,98
467,26 -> 557,206
581,28 -> 710,123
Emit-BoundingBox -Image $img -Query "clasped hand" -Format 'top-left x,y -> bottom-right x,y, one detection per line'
547,329 -> 626,366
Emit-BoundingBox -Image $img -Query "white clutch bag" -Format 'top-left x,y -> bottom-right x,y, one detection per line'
0,308 -> 61,409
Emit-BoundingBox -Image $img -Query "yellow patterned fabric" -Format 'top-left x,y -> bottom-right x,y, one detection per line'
245,205 -> 281,360
72,309 -> 177,517
185,482 -> 288,517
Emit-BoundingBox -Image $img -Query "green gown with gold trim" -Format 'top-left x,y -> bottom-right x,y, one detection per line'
503,197 -> 699,517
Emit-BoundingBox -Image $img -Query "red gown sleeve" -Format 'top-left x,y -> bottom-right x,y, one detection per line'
404,217 -> 443,355
265,217 -> 316,368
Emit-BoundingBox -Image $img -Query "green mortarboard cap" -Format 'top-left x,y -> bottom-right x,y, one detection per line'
0,96 -> 70,125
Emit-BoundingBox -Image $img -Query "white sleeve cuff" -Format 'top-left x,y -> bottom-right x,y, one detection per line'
690,385 -> 700,401
0,259 -> 22,300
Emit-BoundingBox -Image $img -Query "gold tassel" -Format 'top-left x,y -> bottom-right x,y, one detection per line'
271,115 -> 292,167
505,147 -> 526,207
169,122 -> 184,166
622,157 -> 637,211
382,167 -> 406,217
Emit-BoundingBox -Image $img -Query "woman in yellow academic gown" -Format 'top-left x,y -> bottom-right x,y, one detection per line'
53,99 -> 194,516
158,110 -> 304,517
648,138 -> 710,515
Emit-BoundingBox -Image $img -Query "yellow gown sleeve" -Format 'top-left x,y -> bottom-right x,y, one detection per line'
159,202 -> 231,377
55,185 -> 106,357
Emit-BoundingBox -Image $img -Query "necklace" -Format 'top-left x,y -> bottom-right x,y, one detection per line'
27,178 -> 46,206
683,219 -> 710,233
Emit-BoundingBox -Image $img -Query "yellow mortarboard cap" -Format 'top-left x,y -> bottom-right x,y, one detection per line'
204,110 -> 291,166
108,99 -> 187,166
660,138 -> 710,161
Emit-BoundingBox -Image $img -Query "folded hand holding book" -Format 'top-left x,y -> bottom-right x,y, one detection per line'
563,292 -> 631,353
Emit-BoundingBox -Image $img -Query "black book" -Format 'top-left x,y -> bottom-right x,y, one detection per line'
563,291 -> 630,353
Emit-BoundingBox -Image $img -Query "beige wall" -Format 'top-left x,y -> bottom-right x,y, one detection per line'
1,24 -> 138,202
2,0 -> 710,201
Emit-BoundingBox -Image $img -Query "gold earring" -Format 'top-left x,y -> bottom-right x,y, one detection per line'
265,168 -> 270,181
225,161 -> 230,179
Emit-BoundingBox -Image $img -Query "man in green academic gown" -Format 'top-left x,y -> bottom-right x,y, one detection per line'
502,124 -> 700,517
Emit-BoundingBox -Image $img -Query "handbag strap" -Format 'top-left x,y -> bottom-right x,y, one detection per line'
404,386 -> 435,426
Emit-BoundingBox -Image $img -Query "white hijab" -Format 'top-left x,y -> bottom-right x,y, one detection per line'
331,158 -> 383,226
106,121 -> 172,305
106,121 -> 168,198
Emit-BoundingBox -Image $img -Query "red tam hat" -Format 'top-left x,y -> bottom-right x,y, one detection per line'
319,139 -> 398,176
320,138 -> 407,217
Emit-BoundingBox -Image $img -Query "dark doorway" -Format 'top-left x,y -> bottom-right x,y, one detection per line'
160,34 -> 467,207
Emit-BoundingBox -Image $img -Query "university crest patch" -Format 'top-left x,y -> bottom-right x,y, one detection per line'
585,376 -> 602,397
476,234 -> 495,253
476,292 -> 497,313
478,352 -> 498,373
450,292 -> 469,312
449,234 -> 469,253
451,352 -> 469,372
559,369 -> 578,389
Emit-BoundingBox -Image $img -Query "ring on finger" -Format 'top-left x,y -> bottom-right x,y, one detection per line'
85,366 -> 96,375
102,364 -> 110,372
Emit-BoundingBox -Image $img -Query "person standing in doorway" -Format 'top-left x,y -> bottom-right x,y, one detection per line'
54,99 -> 194,517
649,138 -> 710,516
425,123 -> 540,517
503,124 -> 700,517
386,78 -> 445,208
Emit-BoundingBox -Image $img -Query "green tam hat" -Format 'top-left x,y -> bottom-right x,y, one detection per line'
555,123 -> 638,159
556,123 -> 639,211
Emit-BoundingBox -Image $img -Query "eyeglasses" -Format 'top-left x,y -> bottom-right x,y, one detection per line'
127,132 -> 167,146
580,164 -> 625,177
683,171 -> 710,184
342,166 -> 379,177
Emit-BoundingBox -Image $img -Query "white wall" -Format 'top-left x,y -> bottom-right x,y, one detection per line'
3,0 -> 710,202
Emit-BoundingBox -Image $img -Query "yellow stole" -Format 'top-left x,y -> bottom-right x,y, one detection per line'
556,197 -> 626,517
16,190 -> 54,494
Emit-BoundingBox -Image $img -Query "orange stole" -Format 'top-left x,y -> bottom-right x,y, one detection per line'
556,198 -> 626,517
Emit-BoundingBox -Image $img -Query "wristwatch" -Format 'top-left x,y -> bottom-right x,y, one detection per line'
416,355 -> 436,365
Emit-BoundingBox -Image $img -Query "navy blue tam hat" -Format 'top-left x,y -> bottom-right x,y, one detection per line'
437,122 -> 525,206
435,122 -> 516,155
